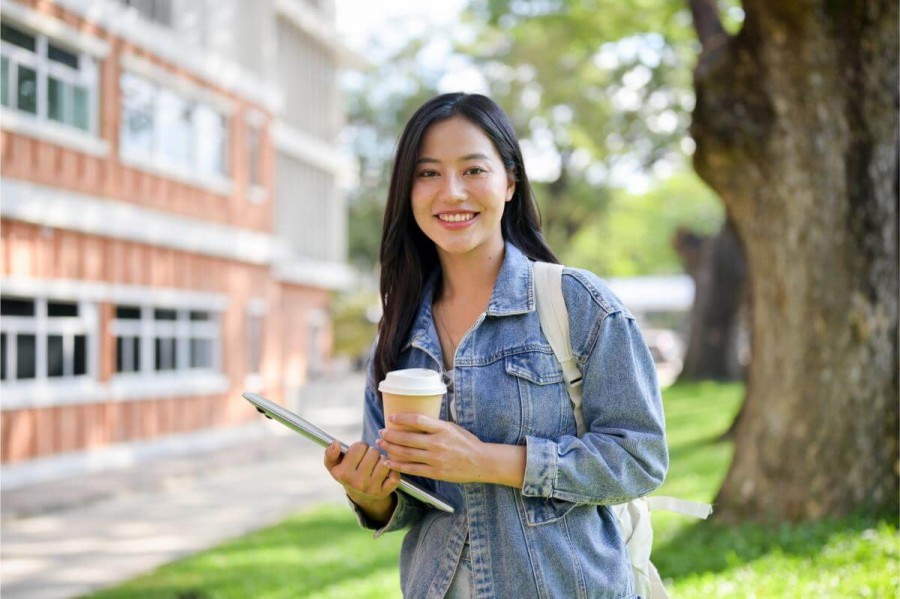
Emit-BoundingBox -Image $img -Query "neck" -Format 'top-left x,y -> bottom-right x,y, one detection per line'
436,240 -> 506,306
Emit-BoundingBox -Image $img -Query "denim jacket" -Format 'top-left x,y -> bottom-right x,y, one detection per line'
353,242 -> 668,599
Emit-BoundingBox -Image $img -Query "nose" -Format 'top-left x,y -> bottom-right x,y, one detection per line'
438,172 -> 466,202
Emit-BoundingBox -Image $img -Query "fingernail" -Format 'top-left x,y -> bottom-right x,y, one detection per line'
378,428 -> 385,436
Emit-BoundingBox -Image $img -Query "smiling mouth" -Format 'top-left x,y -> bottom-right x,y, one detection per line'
436,212 -> 478,223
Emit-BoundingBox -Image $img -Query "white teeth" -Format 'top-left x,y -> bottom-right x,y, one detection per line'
438,213 -> 476,223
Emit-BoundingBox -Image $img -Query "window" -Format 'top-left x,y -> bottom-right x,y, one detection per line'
119,0 -> 173,27
0,296 -> 94,383
157,89 -> 192,167
112,304 -> 220,376
246,121 -> 262,187
119,72 -> 156,158
0,23 -> 98,133
114,305 -> 142,373
246,312 -> 263,376
119,72 -> 230,178
194,105 -> 228,177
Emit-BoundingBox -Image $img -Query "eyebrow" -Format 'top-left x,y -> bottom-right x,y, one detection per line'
415,153 -> 491,165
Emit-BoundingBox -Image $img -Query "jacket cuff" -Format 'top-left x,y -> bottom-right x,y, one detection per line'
348,491 -> 422,539
522,435 -> 558,498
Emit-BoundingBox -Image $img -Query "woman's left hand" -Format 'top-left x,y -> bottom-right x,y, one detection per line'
377,414 -> 489,484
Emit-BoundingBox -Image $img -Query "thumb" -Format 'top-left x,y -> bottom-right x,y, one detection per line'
323,440 -> 341,469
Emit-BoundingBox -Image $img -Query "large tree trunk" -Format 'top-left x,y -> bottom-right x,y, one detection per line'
689,0 -> 899,521
674,217 -> 748,381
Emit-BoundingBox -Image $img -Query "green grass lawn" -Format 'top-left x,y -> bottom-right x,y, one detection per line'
86,382 -> 898,599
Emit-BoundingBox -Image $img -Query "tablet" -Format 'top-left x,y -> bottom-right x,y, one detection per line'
242,391 -> 454,513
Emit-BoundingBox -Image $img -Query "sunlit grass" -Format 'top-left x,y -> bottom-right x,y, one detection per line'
86,381 -> 898,599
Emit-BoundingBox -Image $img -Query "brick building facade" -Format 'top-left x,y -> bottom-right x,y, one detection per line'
0,0 -> 358,487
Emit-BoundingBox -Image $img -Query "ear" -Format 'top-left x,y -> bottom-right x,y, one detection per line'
506,176 -> 516,202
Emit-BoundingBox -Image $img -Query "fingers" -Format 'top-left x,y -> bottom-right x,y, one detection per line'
381,469 -> 401,494
379,428 -> 431,450
326,441 -> 396,499
378,436 -> 430,464
387,413 -> 443,432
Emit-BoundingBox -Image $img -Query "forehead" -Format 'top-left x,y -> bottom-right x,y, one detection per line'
418,116 -> 501,160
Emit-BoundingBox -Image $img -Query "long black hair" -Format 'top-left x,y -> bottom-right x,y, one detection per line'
374,92 -> 558,386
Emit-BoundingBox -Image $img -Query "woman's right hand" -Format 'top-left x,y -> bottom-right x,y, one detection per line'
324,440 -> 401,521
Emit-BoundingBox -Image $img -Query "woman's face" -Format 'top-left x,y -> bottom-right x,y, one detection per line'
411,116 -> 515,261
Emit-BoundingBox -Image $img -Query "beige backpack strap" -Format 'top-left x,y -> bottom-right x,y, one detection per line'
646,496 -> 714,519
533,261 -> 585,435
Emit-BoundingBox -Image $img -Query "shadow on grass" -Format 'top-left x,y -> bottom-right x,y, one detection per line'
84,506 -> 403,599
653,509 -> 899,581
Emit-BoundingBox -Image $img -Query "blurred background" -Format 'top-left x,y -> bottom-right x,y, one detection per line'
0,0 -> 734,487
0,2 -> 896,597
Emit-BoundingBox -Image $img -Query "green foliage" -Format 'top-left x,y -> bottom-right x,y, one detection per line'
464,0 -> 703,257
89,381 -> 899,598
331,290 -> 379,362
563,169 -> 724,276
343,0 -> 715,270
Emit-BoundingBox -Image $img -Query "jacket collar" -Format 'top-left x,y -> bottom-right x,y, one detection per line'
404,242 -> 535,353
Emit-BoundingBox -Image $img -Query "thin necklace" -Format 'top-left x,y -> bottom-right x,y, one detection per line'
435,304 -> 458,363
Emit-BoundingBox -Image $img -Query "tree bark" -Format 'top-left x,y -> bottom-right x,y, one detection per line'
674,217 -> 749,381
689,0 -> 899,521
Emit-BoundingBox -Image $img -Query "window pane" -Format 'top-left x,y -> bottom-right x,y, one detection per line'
158,90 -> 192,166
74,335 -> 86,375
247,124 -> 261,185
48,43 -> 79,69
119,73 -> 155,158
73,85 -> 89,131
121,0 -> 173,27
16,334 -> 36,379
194,105 -> 228,176
1,56 -> 9,107
48,76 -> 67,123
247,314 -> 262,375
17,65 -> 37,114
189,310 -> 210,321
116,306 -> 141,320
1,24 -> 36,52
48,301 -> 79,317
48,335 -> 64,377
154,309 -> 177,321
190,338 -> 212,368
116,336 -> 140,372
1,332 -> 6,381
115,336 -> 125,372
155,337 -> 176,370
133,336 -> 141,372
1,298 -> 35,316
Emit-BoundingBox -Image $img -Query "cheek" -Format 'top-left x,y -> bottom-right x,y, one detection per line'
410,193 -> 432,228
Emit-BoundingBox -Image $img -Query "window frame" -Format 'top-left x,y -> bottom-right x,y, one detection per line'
0,296 -> 98,386
0,23 -> 99,135
118,69 -> 232,188
111,304 -> 222,380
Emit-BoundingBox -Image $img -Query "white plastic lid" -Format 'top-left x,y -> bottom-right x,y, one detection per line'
378,368 -> 447,396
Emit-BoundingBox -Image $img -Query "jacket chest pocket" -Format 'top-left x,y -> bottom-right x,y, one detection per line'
505,350 -> 575,440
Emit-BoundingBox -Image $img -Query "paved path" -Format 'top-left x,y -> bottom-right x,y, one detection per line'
0,373 -> 367,599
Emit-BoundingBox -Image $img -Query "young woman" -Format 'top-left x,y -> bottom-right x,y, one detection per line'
325,93 -> 668,599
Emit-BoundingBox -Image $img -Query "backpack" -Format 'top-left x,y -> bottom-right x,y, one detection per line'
533,262 -> 712,599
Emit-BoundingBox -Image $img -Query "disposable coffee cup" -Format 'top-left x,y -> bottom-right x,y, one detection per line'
378,368 -> 447,428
